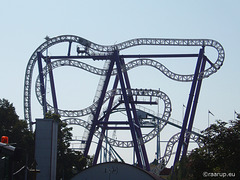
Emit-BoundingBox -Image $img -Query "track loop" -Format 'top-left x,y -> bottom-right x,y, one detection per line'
24,35 -> 224,129
151,132 -> 203,174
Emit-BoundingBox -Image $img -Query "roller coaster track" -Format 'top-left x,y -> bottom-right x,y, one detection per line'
82,60 -> 112,148
35,68 -> 171,117
24,35 -> 224,130
70,138 -> 121,163
34,58 -> 173,148
39,88 -> 171,148
36,58 -> 205,82
134,104 -> 202,136
62,117 -> 152,148
35,59 -> 173,117
61,98 -> 203,150
63,111 -> 203,173
152,132 -> 203,174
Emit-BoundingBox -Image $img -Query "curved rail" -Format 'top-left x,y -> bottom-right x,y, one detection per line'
24,35 -> 224,129
62,108 -> 169,149
152,132 -> 203,174
38,58 -> 198,82
37,87 -> 171,148
35,61 -> 171,119
36,83 -> 171,119
70,138 -> 118,162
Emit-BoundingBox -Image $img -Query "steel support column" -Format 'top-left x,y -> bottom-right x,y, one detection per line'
114,50 -> 143,168
173,48 -> 204,168
37,52 -> 47,116
46,58 -> 58,114
67,41 -> 72,56
37,52 -> 59,116
156,117 -> 161,162
92,75 -> 119,165
83,59 -> 115,157
120,57 -> 150,171
181,55 -> 207,157
84,51 -> 150,169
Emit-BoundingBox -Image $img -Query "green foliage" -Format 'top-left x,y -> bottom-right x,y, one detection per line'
45,111 -> 73,156
170,119 -> 240,179
0,98 -> 34,153
0,98 -> 20,135
201,120 -> 240,175
0,100 -> 92,179
169,157 -> 189,180
151,158 -> 159,165
0,98 -> 34,178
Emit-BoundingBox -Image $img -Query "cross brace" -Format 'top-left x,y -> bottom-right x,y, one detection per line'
83,50 -> 150,171
173,47 -> 206,172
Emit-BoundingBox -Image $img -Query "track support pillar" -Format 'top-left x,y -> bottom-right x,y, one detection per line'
173,47 -> 205,169
83,51 -> 150,171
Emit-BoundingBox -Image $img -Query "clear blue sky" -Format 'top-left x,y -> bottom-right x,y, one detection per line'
1,0 -> 240,165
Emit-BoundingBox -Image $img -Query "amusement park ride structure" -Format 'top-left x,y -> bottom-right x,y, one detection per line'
24,35 -> 224,172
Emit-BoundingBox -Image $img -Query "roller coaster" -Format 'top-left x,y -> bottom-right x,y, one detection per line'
24,35 -> 224,172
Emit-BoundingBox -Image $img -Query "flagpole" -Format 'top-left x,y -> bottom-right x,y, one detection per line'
208,110 -> 209,128
182,104 -> 185,120
208,110 -> 214,128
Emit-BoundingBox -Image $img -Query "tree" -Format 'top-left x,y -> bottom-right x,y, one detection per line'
0,99 -> 91,179
170,119 -> 240,179
0,98 -> 35,179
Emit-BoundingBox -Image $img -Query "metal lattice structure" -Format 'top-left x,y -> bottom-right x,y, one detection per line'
24,35 -> 224,129
24,35 -> 224,171
152,132 -> 204,174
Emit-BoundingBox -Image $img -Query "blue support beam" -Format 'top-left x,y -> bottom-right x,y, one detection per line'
37,52 -> 47,116
44,53 -> 199,60
46,58 -> 58,114
181,55 -> 207,157
173,48 -> 204,168
120,57 -> 150,171
114,51 -> 144,168
67,41 -> 72,56
98,121 -> 129,125
75,49 -> 203,171
37,52 -> 59,116
85,50 -> 152,169
156,117 -> 161,162
92,75 -> 119,165
83,59 -> 115,158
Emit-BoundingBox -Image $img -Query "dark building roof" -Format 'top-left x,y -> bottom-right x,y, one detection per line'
71,162 -> 166,180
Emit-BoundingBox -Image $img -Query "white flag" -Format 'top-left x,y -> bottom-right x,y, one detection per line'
208,110 -> 214,116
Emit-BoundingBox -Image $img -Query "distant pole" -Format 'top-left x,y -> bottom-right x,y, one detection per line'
156,97 -> 161,162
208,110 -> 214,128
208,110 -> 209,128
182,104 -> 186,120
